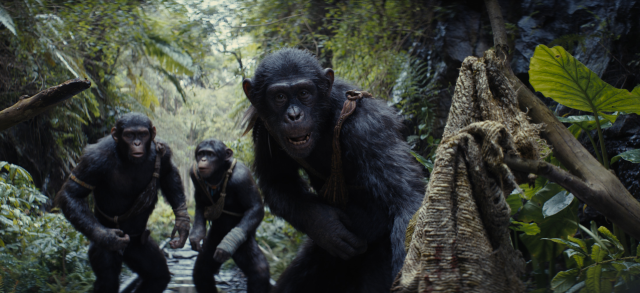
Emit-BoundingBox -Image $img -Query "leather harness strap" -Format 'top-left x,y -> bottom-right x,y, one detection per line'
193,158 -> 244,219
70,140 -> 165,228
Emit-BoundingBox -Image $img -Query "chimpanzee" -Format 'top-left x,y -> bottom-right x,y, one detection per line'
188,138 -> 271,292
55,112 -> 190,293
241,48 -> 425,292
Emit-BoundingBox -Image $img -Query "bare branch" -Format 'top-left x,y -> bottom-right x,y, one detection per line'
0,78 -> 91,131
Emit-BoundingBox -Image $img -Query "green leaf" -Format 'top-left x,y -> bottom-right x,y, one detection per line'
0,4 -> 17,36
592,243 -> 607,263
529,45 -> 640,118
510,219 -> 540,235
506,192 -> 522,215
610,149 -> 640,165
557,115 -> 614,131
552,268 -> 579,292
568,236 -> 588,252
586,265 -> 602,293
597,226 -> 624,255
545,238 -> 587,255
410,151 -> 433,172
519,184 -> 579,263
543,191 -> 575,218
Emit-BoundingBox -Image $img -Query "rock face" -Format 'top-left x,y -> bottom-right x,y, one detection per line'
410,0 -> 640,200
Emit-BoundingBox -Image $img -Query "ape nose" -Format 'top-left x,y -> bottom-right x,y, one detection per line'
287,106 -> 304,122
134,141 -> 141,146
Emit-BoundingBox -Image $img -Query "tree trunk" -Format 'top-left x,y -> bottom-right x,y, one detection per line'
484,0 -> 640,240
0,79 -> 91,131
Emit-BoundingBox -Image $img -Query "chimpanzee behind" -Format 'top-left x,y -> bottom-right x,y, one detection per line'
242,49 -> 425,292
55,112 -> 190,293
188,139 -> 271,293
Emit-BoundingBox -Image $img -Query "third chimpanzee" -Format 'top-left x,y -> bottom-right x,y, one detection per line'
241,48 -> 426,292
188,138 -> 271,292
55,112 -> 190,293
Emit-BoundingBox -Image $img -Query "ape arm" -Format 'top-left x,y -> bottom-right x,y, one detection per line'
56,150 -> 130,251
158,144 -> 190,248
231,167 -> 264,234
189,169 -> 207,252
254,141 -> 367,260
158,145 -> 187,209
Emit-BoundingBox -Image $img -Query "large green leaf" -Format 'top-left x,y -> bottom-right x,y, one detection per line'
611,149 -> 640,165
506,192 -> 523,215
529,45 -> 640,119
543,191 -> 575,218
519,182 -> 578,262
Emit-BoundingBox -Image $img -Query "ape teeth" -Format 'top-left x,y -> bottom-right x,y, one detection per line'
288,134 -> 310,145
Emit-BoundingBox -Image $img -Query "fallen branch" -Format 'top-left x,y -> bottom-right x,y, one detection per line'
485,0 -> 640,239
0,78 -> 91,131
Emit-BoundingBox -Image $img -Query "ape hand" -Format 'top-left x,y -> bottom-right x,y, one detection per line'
189,230 -> 205,252
213,248 -> 232,263
304,205 -> 367,260
94,228 -> 130,251
170,204 -> 191,249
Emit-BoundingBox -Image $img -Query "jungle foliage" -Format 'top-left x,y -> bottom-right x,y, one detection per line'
1,0 -> 640,292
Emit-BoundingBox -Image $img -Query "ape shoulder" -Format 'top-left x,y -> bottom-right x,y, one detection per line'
73,136 -> 117,180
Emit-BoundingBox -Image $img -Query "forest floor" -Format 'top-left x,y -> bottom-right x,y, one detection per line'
120,239 -> 249,293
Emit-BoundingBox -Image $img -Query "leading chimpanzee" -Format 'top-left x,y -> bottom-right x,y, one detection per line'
242,48 -> 425,292
189,139 -> 271,292
55,112 -> 190,293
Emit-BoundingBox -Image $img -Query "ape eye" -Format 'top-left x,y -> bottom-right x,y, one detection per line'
275,94 -> 286,102
299,90 -> 309,98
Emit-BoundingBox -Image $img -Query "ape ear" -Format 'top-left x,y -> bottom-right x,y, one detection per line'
226,148 -> 234,160
111,127 -> 118,143
323,68 -> 334,97
150,126 -> 157,141
242,78 -> 254,104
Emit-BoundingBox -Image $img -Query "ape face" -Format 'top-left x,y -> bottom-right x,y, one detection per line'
195,139 -> 233,179
242,50 -> 334,159
111,113 -> 156,164
264,79 -> 319,158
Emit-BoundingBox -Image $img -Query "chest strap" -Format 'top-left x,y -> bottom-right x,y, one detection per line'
194,158 -> 243,220
70,141 -> 165,228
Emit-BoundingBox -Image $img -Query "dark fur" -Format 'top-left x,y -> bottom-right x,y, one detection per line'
189,139 -> 271,293
55,113 -> 186,293
245,49 -> 425,292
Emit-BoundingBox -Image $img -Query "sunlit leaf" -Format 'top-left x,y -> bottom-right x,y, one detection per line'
530,45 -> 640,120
597,226 -> 624,255
551,268 -> 579,293
510,219 -> 540,235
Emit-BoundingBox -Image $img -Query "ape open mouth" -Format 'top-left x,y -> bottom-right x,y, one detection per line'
287,134 -> 310,146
